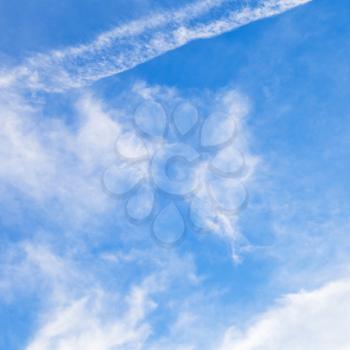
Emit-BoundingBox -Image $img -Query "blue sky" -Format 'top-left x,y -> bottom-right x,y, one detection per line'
1,0 -> 350,349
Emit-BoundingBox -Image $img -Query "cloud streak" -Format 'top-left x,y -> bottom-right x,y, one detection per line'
0,0 -> 311,92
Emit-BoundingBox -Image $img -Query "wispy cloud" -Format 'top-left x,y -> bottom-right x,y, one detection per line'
26,282 -> 155,350
0,91 -> 120,227
0,239 -> 204,350
0,81 -> 257,247
0,0 -> 311,92
1,241 -> 158,350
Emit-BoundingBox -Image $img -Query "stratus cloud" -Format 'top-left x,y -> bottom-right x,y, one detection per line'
0,0 -> 311,92
219,277 -> 350,350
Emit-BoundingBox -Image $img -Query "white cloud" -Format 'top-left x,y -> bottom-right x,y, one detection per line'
2,242 -> 202,350
0,91 -> 121,225
0,80 -> 260,258
0,241 -> 154,349
26,285 -> 155,350
0,82 -> 256,252
0,0 -> 311,92
219,277 -> 350,350
188,89 -> 259,244
9,240 -> 350,350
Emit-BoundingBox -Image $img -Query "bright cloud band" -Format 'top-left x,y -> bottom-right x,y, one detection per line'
0,0 -> 311,92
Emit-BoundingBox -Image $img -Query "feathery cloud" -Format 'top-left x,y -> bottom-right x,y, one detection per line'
0,0 -> 311,92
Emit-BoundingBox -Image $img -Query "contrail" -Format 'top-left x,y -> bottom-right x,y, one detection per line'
0,0 -> 311,92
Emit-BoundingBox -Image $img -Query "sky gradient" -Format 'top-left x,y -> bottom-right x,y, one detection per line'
1,1 -> 350,349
